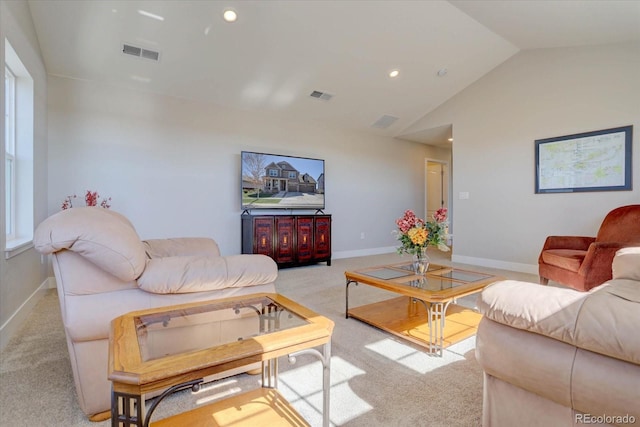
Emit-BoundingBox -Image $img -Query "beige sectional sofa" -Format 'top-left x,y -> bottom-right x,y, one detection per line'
34,207 -> 278,419
476,247 -> 640,426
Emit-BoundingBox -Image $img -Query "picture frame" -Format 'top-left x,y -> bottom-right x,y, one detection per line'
535,125 -> 633,193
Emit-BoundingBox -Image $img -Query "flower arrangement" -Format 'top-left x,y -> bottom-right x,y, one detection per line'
61,190 -> 111,210
395,208 -> 450,255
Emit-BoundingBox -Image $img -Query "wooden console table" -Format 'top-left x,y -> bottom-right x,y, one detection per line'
108,293 -> 334,426
242,214 -> 331,267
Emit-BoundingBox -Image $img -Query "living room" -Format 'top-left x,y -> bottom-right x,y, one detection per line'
1,1 -> 639,426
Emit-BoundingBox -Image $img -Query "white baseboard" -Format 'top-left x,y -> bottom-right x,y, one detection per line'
452,254 -> 538,275
333,246 -> 397,260
0,277 -> 54,352
46,276 -> 56,289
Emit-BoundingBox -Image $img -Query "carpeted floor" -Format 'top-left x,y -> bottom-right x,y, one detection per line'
0,250 -> 539,426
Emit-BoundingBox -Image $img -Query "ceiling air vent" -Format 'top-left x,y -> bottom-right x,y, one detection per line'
309,90 -> 333,101
371,115 -> 399,129
122,43 -> 160,61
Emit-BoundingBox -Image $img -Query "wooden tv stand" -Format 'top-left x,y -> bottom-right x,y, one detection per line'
242,214 -> 331,267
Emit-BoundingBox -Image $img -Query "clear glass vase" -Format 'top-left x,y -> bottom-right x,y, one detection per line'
413,247 -> 430,275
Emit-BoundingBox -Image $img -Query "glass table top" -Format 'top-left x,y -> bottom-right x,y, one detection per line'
362,268 -> 413,280
433,270 -> 492,282
134,296 -> 309,361
403,277 -> 466,291
357,263 -> 494,292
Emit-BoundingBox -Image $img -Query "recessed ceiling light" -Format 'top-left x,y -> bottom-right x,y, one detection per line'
389,70 -> 400,78
448,138 -> 453,142
437,68 -> 448,77
223,9 -> 238,22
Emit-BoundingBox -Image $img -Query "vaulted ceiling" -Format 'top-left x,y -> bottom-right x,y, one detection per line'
27,1 -> 640,145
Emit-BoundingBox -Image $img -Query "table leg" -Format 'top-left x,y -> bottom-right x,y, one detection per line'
345,279 -> 357,319
427,300 -> 452,357
289,339 -> 332,427
261,357 -> 279,389
112,390 -> 144,427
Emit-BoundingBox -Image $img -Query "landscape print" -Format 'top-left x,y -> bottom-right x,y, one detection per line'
241,151 -> 325,210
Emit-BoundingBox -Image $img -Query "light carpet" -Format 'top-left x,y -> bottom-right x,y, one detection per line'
0,251 -> 538,426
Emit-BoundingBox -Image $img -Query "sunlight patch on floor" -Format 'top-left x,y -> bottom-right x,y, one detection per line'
195,387 -> 244,405
277,356 -> 373,426
365,337 -> 466,374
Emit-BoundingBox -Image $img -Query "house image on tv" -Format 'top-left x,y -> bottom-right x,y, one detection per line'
263,161 -> 318,193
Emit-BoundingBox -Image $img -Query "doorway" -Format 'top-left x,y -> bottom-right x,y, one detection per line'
425,159 -> 450,239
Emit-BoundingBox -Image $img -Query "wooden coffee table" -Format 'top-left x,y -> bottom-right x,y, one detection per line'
345,262 -> 503,356
108,293 -> 333,427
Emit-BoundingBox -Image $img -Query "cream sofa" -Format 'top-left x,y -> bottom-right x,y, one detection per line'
476,247 -> 640,426
34,207 -> 278,419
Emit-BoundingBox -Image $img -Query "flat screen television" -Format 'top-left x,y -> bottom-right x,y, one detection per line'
241,151 -> 325,210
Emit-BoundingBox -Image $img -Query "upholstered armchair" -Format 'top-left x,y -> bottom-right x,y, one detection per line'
538,204 -> 640,291
34,207 -> 278,420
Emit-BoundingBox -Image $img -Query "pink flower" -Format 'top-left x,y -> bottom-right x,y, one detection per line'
61,194 -> 76,210
61,191 -> 111,210
100,197 -> 112,209
396,210 -> 421,233
85,190 -> 98,207
433,207 -> 448,223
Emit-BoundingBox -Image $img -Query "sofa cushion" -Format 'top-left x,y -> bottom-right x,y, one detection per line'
612,246 -> 640,281
143,237 -> 221,258
541,249 -> 587,272
477,280 -> 587,344
574,280 -> 640,365
479,279 -> 640,365
34,207 -> 147,282
137,254 -> 278,294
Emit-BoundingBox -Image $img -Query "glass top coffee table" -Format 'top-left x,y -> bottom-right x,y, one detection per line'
109,293 -> 333,427
345,262 -> 504,356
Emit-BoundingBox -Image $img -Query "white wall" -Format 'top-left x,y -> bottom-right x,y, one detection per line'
0,0 -> 49,350
406,42 -> 640,273
47,76 -> 449,258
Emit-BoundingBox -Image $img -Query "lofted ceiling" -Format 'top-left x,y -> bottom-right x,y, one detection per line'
26,0 -> 640,146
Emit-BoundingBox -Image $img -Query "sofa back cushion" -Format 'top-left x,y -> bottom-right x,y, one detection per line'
143,237 -> 221,258
137,254 -> 278,294
34,207 -> 146,282
596,204 -> 640,242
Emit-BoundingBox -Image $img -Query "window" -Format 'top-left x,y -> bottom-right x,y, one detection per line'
288,171 -> 296,179
5,66 -> 16,240
4,40 -> 34,258
269,169 -> 279,177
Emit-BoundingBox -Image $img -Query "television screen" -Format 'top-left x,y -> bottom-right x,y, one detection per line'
241,151 -> 325,210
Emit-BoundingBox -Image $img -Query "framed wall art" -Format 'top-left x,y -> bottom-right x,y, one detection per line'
535,125 -> 632,193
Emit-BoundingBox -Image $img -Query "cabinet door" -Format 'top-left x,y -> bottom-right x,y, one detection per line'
314,216 -> 331,259
253,217 -> 274,258
296,217 -> 314,263
275,217 -> 295,264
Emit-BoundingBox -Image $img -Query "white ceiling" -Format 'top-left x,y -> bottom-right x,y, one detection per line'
26,0 -> 640,146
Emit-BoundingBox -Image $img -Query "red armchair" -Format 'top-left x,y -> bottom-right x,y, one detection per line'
538,204 -> 640,291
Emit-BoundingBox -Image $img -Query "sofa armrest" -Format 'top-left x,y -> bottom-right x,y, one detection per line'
540,235 -> 595,252
34,207 -> 147,282
477,280 -> 587,343
612,246 -> 640,281
143,237 -> 221,258
579,241 -> 639,282
137,254 -> 277,294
